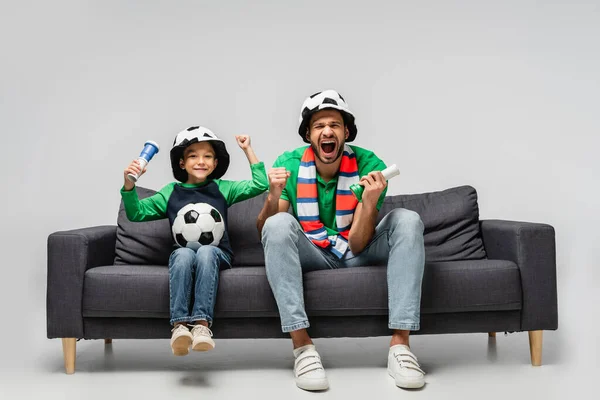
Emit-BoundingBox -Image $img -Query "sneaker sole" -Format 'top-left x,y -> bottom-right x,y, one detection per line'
171,336 -> 192,356
192,341 -> 215,352
387,368 -> 425,389
296,378 -> 329,391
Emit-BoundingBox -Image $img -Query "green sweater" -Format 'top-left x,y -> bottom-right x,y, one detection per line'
120,162 -> 268,222
273,146 -> 387,236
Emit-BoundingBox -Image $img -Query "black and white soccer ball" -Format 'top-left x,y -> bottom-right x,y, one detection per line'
171,203 -> 225,250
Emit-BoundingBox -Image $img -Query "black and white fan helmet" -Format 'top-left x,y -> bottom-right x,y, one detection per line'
170,126 -> 230,182
298,89 -> 357,143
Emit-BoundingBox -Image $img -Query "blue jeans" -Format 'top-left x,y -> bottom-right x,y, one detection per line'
168,246 -> 232,326
261,209 -> 425,332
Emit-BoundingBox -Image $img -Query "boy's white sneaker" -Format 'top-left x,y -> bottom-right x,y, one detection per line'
170,324 -> 192,356
293,344 -> 329,391
191,324 -> 215,351
387,344 -> 426,389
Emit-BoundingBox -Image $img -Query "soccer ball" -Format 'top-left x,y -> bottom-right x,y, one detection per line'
171,203 -> 225,250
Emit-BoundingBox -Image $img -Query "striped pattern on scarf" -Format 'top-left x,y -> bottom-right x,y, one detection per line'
297,145 -> 359,258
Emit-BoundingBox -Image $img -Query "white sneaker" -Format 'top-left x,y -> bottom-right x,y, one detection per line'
293,344 -> 329,391
170,324 -> 192,356
387,344 -> 426,389
191,324 -> 215,351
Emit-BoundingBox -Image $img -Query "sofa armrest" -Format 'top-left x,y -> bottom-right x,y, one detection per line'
480,220 -> 557,331
46,225 -> 117,338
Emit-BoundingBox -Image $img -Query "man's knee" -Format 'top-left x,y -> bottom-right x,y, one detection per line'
387,208 -> 424,235
262,212 -> 298,243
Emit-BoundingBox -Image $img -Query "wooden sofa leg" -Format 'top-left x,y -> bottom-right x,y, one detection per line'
61,338 -> 76,374
488,332 -> 496,338
528,330 -> 543,366
105,339 -> 112,344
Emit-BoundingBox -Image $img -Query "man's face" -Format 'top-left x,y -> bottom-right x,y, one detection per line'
306,109 -> 349,164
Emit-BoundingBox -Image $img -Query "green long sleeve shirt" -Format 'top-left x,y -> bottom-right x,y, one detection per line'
120,161 -> 268,222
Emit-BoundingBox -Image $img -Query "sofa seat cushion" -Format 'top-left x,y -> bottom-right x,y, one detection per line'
83,265 -> 170,317
303,260 -> 521,315
82,260 -> 521,318
82,266 -> 277,318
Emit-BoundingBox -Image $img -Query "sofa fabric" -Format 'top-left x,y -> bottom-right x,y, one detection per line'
47,184 -> 558,342
114,185 -> 487,267
114,187 -> 172,266
480,220 -> 557,330
82,260 -> 521,319
379,185 -> 487,262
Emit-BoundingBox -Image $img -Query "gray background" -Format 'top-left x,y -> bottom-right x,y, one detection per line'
0,0 -> 598,397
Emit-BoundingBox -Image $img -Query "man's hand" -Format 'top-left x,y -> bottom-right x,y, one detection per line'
123,159 -> 146,191
235,135 -> 251,150
257,167 -> 291,237
358,171 -> 387,208
268,167 -> 290,200
348,171 -> 386,254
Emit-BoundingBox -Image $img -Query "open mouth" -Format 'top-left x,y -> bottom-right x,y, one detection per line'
320,141 -> 336,156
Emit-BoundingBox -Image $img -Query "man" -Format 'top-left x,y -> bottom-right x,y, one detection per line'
257,90 -> 426,391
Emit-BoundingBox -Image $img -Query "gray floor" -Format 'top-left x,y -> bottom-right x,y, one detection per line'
1,326 -> 591,399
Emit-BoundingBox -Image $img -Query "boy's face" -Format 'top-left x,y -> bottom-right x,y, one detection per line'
180,141 -> 218,184
306,109 -> 349,165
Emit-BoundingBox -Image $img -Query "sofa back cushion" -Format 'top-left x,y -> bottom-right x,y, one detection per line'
114,187 -> 268,266
114,187 -> 173,265
114,185 -> 486,266
378,185 -> 486,262
226,193 -> 270,265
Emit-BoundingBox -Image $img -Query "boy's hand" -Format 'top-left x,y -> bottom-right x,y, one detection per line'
235,135 -> 251,150
123,159 -> 146,191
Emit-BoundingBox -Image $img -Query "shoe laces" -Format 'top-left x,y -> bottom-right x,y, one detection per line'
171,324 -> 189,334
190,324 -> 213,338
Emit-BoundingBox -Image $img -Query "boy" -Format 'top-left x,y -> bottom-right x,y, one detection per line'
122,126 -> 268,355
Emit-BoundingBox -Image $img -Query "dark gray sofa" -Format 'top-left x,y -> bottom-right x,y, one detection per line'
47,185 -> 557,374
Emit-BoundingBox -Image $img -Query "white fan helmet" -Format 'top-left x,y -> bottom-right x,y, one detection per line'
170,126 -> 230,182
298,89 -> 357,143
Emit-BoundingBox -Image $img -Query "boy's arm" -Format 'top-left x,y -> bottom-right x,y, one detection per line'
217,136 -> 269,205
217,162 -> 268,205
237,135 -> 259,164
120,183 -> 173,222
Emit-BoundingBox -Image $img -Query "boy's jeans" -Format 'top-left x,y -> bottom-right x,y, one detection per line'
168,246 -> 232,326
262,209 -> 425,332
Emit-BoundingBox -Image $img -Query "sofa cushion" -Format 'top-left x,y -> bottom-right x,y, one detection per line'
303,260 -> 521,315
114,187 -> 173,265
82,266 -> 276,318
379,185 -> 487,262
83,265 -> 170,316
114,187 -> 268,266
227,193 -> 269,266
82,260 -> 521,318
114,185 -> 486,266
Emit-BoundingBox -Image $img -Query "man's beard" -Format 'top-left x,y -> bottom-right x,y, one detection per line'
311,140 -> 345,165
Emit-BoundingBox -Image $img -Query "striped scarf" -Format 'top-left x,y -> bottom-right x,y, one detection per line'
297,145 -> 359,258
